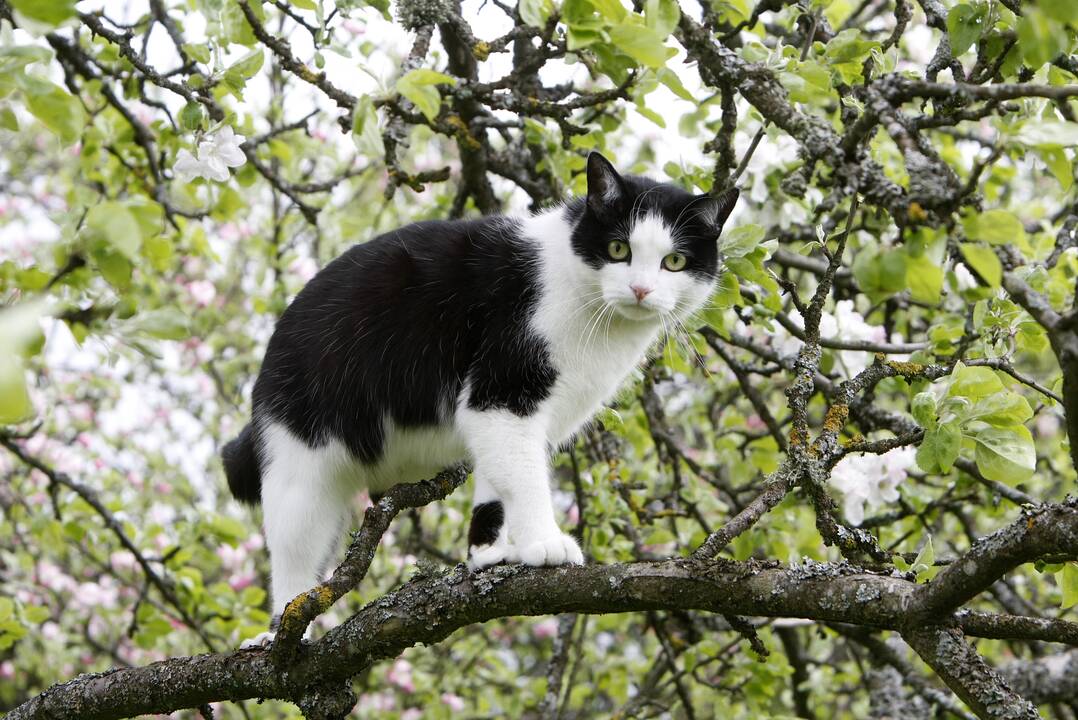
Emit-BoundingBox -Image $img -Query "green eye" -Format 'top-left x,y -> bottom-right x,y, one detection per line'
663,252 -> 687,271
608,240 -> 630,261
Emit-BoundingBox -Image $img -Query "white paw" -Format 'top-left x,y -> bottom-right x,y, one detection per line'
517,531 -> 584,567
240,630 -> 275,649
468,540 -> 520,569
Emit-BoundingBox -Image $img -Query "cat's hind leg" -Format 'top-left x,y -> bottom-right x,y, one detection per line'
466,474 -> 518,569
242,422 -> 352,648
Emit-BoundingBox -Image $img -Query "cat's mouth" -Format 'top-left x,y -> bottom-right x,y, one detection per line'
612,302 -> 661,321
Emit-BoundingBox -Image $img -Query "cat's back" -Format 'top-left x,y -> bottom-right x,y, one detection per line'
253,213 -> 542,455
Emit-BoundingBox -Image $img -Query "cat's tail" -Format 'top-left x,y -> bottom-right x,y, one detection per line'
222,423 -> 262,504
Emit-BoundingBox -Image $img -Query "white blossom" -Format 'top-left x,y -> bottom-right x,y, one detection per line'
830,446 -> 917,526
172,126 -> 246,183
953,261 -> 978,291
772,300 -> 887,377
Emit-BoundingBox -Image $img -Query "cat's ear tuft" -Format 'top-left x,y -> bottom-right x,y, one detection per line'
586,152 -> 625,219
693,188 -> 740,234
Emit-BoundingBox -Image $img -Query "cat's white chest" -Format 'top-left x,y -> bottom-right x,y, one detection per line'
541,321 -> 657,446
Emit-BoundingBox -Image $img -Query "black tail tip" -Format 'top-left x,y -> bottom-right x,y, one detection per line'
222,424 -> 262,505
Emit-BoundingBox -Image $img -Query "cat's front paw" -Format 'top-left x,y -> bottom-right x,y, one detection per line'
517,531 -> 584,567
240,630 -> 276,649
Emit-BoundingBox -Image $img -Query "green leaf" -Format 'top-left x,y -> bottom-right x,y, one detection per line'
1041,147 -> 1073,191
1017,7 -> 1066,69
911,391 -> 937,429
905,254 -> 943,304
19,76 -> 85,145
962,209 -> 1025,246
607,23 -> 674,68
968,393 -> 1033,427
126,308 -> 189,341
1039,0 -> 1078,22
9,0 -> 78,25
207,514 -> 248,546
656,67 -> 693,101
291,0 -> 318,9
946,3 -> 987,57
0,301 -> 44,425
1015,121 -> 1078,149
228,49 -> 265,80
92,249 -> 133,289
917,421 -> 961,474
179,102 -> 205,132
183,43 -> 212,65
959,243 -> 1001,288
595,406 -> 625,433
0,106 -> 17,132
711,272 -> 742,310
973,425 -> 1036,485
520,0 -> 554,27
241,585 -> 267,608
22,605 -> 49,624
644,0 -> 680,37
853,249 -> 908,300
720,224 -> 764,258
912,535 -> 938,583
589,0 -> 628,22
85,202 -> 143,260
396,69 -> 456,122
1059,564 -> 1078,610
948,364 -> 1004,399
635,104 -> 665,127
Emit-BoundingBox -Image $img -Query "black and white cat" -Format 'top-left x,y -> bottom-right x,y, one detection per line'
223,152 -> 738,642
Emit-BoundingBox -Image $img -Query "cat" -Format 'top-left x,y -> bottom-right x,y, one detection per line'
222,152 -> 738,644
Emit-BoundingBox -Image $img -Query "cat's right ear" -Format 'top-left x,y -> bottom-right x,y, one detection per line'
586,152 -> 625,221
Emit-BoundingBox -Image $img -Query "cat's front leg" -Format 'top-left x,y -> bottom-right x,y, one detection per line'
460,408 -> 583,568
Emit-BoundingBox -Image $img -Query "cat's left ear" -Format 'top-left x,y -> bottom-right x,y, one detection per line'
586,151 -> 626,220
692,188 -> 740,235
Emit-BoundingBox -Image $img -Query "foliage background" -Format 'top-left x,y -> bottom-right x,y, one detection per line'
2,0 -> 1078,717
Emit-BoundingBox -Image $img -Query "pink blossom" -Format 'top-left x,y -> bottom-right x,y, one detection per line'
242,534 -> 264,552
341,19 -> 364,35
70,403 -> 95,423
0,661 -> 14,679
288,256 -> 319,283
401,709 -> 423,720
75,580 -> 119,610
110,551 -> 137,572
217,544 -> 248,570
357,692 -> 396,711
441,693 -> 466,712
387,658 -> 415,692
566,504 -> 579,525
187,280 -> 217,307
229,571 -> 255,591
532,618 -> 559,640
42,622 -> 61,641
36,562 -> 77,593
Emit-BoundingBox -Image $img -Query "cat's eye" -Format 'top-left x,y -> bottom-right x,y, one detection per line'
608,240 -> 630,261
662,253 -> 687,271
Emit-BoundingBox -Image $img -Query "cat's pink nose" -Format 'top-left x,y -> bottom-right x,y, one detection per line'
631,284 -> 653,302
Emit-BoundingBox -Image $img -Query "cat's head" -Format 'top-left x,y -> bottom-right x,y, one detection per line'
570,152 -> 738,322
